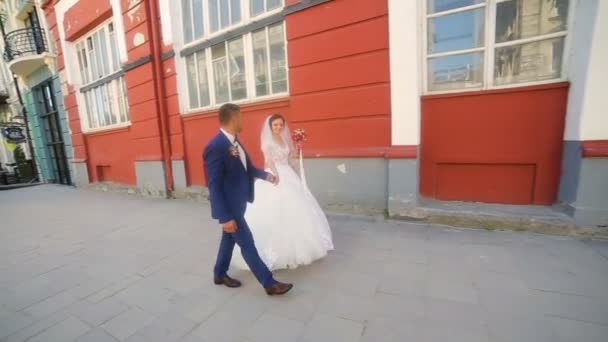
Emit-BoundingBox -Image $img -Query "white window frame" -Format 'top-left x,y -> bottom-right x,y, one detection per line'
74,20 -> 130,132
422,0 -> 574,95
178,0 -> 289,114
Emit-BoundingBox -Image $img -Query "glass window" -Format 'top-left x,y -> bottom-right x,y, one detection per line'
182,0 -> 193,43
212,43 -> 229,103
424,0 -> 570,92
186,54 -> 199,108
76,22 -> 130,129
196,52 -> 211,107
428,8 -> 485,54
494,37 -> 564,85
252,28 -> 269,97
495,0 -> 569,43
269,22 -> 287,93
428,0 -> 485,14
228,38 -> 247,100
251,0 -> 282,17
251,0 -> 264,16
429,52 -> 484,91
182,1 -> 288,110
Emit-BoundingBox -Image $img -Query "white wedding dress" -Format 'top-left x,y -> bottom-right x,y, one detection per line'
231,120 -> 333,271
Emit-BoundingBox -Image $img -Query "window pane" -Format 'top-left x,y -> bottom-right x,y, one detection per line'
494,37 -> 564,86
109,32 -> 120,72
196,52 -> 211,107
230,0 -> 241,24
101,84 -> 115,125
87,37 -> 98,80
182,0 -> 193,42
212,43 -> 229,103
251,0 -> 264,17
80,46 -> 89,84
95,87 -> 105,125
98,29 -> 110,76
495,0 -> 569,44
267,0 -> 282,11
209,0 -> 219,32
428,52 -> 484,91
220,0 -> 230,29
119,78 -> 130,122
77,46 -> 84,79
93,32 -> 105,78
193,0 -> 204,39
84,92 -> 95,128
186,54 -> 200,109
108,79 -> 121,123
252,29 -> 269,97
427,0 -> 484,13
228,38 -> 247,101
269,22 -> 287,93
428,8 -> 485,54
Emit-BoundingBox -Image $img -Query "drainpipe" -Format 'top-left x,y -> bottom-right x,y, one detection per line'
143,0 -> 173,195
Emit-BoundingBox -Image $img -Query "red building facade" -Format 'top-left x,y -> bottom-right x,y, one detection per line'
43,0 -> 608,226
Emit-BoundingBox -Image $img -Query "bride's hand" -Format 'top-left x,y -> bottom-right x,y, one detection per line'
266,173 -> 280,185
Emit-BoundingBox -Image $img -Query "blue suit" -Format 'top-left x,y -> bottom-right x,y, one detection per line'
203,132 -> 274,288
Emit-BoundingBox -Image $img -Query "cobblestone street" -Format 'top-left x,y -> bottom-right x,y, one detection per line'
1,185 -> 608,342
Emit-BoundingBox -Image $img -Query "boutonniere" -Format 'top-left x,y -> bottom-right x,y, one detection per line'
229,145 -> 240,158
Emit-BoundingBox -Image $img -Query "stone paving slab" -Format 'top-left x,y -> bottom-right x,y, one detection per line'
1,185 -> 608,342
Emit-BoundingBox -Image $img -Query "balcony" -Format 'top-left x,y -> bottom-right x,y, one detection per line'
3,27 -> 51,76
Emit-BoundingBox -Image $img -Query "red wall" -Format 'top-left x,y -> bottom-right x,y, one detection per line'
420,83 -> 569,205
49,0 -> 393,188
183,0 -> 392,186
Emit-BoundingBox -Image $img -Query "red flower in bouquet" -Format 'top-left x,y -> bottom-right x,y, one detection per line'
292,128 -> 307,149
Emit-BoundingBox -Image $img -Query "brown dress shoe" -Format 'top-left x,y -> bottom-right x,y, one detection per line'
214,275 -> 242,288
265,281 -> 293,296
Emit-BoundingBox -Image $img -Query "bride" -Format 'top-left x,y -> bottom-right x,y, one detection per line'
231,114 -> 334,271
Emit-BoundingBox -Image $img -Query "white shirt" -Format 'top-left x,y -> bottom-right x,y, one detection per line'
221,128 -> 247,170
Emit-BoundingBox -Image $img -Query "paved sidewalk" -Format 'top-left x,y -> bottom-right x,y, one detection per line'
1,185 -> 608,342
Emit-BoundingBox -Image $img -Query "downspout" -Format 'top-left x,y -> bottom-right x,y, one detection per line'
143,0 -> 173,195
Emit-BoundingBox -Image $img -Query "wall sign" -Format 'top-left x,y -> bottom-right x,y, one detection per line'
1,127 -> 26,143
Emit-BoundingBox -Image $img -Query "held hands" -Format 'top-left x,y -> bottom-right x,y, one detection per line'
222,220 -> 238,233
266,173 -> 279,185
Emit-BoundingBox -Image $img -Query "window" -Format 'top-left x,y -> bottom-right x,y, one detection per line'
181,0 -> 287,111
76,22 -> 129,129
424,0 -> 570,93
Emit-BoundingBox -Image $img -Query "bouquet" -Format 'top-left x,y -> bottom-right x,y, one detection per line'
292,128 -> 307,150
291,128 -> 307,186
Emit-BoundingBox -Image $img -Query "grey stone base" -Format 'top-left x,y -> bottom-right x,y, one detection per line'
172,160 -> 188,191
135,161 -> 167,198
171,186 -> 209,202
558,141 -> 608,227
303,157 -> 419,216
82,182 -> 166,198
387,159 -> 419,217
71,161 -> 90,187
569,158 -> 608,227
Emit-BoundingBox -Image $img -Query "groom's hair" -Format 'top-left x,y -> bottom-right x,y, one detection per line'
219,103 -> 240,125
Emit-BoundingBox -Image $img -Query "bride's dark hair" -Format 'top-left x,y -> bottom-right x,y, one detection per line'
268,113 -> 285,128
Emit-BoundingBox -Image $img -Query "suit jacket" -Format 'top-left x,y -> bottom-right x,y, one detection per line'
203,132 -> 268,223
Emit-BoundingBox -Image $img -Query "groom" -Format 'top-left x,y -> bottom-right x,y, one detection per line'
203,103 -> 293,296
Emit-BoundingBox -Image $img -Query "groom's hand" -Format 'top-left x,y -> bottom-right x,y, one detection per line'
222,220 -> 238,233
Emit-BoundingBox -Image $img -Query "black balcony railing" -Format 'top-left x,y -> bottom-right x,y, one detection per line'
3,27 -> 48,62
